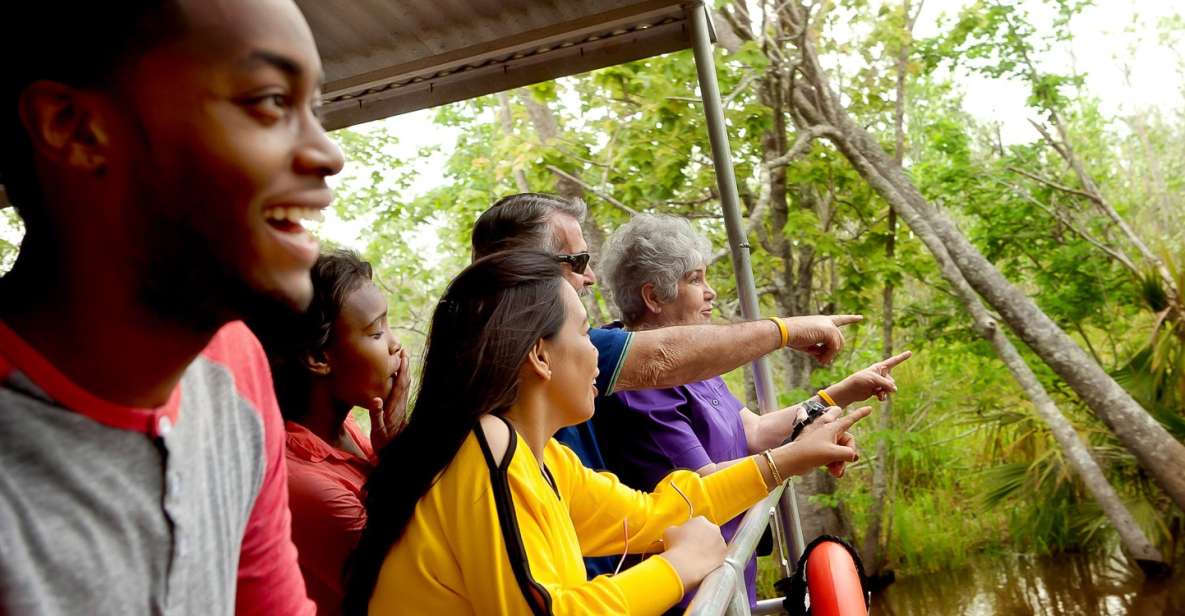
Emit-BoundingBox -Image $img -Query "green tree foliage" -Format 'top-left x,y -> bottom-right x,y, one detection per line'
316,0 -> 1185,581
0,0 -> 1177,586
0,208 -> 22,274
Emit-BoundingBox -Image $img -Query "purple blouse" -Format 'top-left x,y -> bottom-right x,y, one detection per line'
594,372 -> 758,608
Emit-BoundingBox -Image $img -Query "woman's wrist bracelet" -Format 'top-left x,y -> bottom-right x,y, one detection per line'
762,449 -> 784,486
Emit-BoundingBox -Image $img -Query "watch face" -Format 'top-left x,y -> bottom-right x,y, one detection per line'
803,399 -> 828,417
786,398 -> 830,445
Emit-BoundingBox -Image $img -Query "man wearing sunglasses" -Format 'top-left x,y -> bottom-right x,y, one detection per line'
472,193 -> 860,577
472,193 -> 860,462
554,251 -> 592,275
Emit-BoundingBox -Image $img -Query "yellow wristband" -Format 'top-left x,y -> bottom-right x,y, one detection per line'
817,389 -> 837,407
768,317 -> 789,348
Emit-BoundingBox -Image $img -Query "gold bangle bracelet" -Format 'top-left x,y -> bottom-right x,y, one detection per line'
768,317 -> 789,348
762,449 -> 783,486
817,389 -> 837,407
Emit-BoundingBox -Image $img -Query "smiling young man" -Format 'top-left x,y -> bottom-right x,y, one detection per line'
0,1 -> 342,613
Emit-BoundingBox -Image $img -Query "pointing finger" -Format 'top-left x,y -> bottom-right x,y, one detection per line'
830,315 -> 863,327
833,406 -> 872,433
878,350 -> 913,372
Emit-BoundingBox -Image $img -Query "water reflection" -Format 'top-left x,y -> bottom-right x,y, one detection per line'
872,550 -> 1185,615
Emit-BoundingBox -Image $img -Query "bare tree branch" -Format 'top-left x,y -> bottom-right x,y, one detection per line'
723,71 -> 759,108
661,193 -> 717,208
999,177 -> 1143,278
710,186 -> 772,266
716,5 -> 754,44
1027,118 -> 1180,312
765,125 -> 841,168
544,165 -> 637,216
1008,165 -> 1102,206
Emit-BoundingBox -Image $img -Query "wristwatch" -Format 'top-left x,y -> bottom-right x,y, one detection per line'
787,398 -> 828,443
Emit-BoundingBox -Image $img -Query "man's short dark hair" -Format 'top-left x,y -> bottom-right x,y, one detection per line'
470,192 -> 587,260
250,249 -> 375,422
0,2 -> 182,223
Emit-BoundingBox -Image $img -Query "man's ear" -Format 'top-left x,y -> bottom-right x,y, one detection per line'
19,80 -> 112,175
523,338 -> 552,381
302,350 -> 331,376
640,282 -> 663,315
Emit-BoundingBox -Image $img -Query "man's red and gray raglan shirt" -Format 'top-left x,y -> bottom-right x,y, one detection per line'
0,320 -> 314,615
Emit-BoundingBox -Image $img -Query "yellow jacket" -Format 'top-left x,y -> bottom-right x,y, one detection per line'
369,416 -> 768,615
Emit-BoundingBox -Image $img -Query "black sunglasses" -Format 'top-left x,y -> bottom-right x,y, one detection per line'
554,252 -> 591,274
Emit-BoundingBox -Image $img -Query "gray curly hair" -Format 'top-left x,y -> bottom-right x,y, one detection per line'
601,214 -> 713,326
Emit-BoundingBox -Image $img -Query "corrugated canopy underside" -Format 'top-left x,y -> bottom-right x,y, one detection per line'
299,0 -> 695,130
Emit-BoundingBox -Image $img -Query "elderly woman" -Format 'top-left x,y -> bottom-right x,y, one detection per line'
594,214 -> 910,611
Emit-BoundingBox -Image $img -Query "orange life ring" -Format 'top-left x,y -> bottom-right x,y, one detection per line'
778,534 -> 870,616
805,540 -> 868,616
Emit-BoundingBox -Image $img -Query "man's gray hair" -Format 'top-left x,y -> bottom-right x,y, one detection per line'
601,214 -> 712,326
471,193 -> 588,259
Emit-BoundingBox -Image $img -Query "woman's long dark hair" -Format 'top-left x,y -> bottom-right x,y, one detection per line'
342,250 -> 567,614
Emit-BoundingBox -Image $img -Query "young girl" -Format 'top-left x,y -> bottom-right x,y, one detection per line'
344,251 -> 869,615
252,250 -> 409,615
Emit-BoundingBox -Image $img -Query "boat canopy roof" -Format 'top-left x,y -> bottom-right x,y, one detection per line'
300,0 -> 695,130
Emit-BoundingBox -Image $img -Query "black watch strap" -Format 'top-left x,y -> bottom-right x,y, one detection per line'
787,398 -> 828,443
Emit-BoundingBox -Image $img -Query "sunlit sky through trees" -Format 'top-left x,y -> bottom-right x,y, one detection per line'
308,0 -> 1183,255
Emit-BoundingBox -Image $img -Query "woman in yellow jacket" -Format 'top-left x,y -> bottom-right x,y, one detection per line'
343,251 -> 870,615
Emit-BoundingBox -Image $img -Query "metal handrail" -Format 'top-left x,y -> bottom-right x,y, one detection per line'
685,484 -> 786,616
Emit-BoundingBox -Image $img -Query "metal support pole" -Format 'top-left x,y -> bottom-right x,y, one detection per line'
687,1 -> 806,563
778,483 -> 806,564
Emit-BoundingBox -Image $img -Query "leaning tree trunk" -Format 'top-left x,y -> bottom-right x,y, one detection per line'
757,66 -> 817,392
795,470 -> 856,540
822,123 -> 1169,566
862,207 -> 897,576
772,39 -> 1167,566
775,29 -> 1166,560
496,92 -> 531,193
778,1 -> 1185,513
887,180 -> 1165,568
